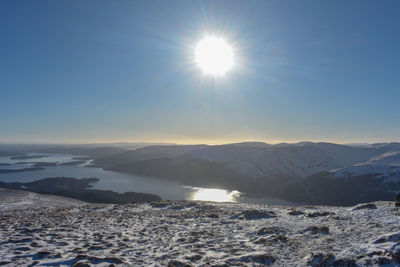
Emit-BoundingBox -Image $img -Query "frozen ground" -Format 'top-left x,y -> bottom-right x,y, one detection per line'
1,192 -> 400,266
0,188 -> 84,212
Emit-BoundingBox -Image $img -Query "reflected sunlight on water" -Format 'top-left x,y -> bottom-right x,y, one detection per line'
189,187 -> 241,202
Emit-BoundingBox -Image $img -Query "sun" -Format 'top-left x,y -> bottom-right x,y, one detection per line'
195,36 -> 234,76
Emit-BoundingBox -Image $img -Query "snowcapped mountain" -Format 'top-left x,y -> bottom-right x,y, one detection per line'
330,150 -> 400,195
333,150 -> 400,176
93,141 -> 400,205
185,142 -> 400,180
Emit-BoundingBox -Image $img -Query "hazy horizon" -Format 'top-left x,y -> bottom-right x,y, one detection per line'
1,138 -> 399,146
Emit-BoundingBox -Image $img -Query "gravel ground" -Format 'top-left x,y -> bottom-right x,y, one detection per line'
1,191 -> 400,266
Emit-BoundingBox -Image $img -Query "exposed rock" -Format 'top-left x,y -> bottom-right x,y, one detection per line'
169,205 -> 185,210
168,259 -> 192,267
333,258 -> 356,266
230,209 -> 277,220
373,232 -> 400,244
374,256 -> 392,264
352,203 -> 377,210
150,202 -> 168,208
253,234 -> 288,244
72,262 -> 91,267
306,252 -> 335,266
288,209 -> 305,215
304,226 -> 330,234
227,253 -> 276,265
257,226 -> 287,236
388,242 -> 400,262
35,251 -> 61,260
307,211 -> 335,218
184,254 -> 202,262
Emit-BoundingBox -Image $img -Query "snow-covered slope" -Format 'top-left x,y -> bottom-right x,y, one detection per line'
94,142 -> 400,182
185,142 -> 400,180
1,200 -> 400,266
332,151 -> 400,180
0,188 -> 84,211
91,142 -> 400,205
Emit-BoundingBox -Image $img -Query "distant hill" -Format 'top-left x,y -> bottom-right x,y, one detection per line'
92,141 -> 400,205
2,141 -> 400,205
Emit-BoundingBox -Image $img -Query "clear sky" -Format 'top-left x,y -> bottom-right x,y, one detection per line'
1,0 -> 399,144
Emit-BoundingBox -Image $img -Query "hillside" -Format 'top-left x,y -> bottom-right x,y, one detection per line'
92,142 -> 400,205
0,188 -> 84,212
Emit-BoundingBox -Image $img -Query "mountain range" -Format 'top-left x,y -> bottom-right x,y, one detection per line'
90,142 -> 400,205
1,141 -> 399,205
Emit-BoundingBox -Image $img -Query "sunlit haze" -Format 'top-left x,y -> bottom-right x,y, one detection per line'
1,1 -> 400,144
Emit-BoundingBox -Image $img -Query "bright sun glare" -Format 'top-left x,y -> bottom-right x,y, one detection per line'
190,188 -> 240,202
195,36 -> 234,76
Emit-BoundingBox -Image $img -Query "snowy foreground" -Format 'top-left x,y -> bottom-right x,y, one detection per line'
1,192 -> 400,266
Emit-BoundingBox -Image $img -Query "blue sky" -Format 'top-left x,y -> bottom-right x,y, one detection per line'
1,0 -> 399,144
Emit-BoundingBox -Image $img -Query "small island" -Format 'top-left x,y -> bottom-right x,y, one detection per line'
32,162 -> 59,167
10,155 -> 49,160
0,167 -> 45,173
57,160 -> 88,166
0,177 -> 161,204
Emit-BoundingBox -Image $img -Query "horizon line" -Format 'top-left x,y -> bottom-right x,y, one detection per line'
0,139 -> 399,146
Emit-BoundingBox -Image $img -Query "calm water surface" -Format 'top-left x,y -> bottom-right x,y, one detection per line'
0,153 -> 294,205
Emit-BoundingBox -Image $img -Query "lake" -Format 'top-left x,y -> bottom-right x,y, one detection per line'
0,153 -> 295,205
